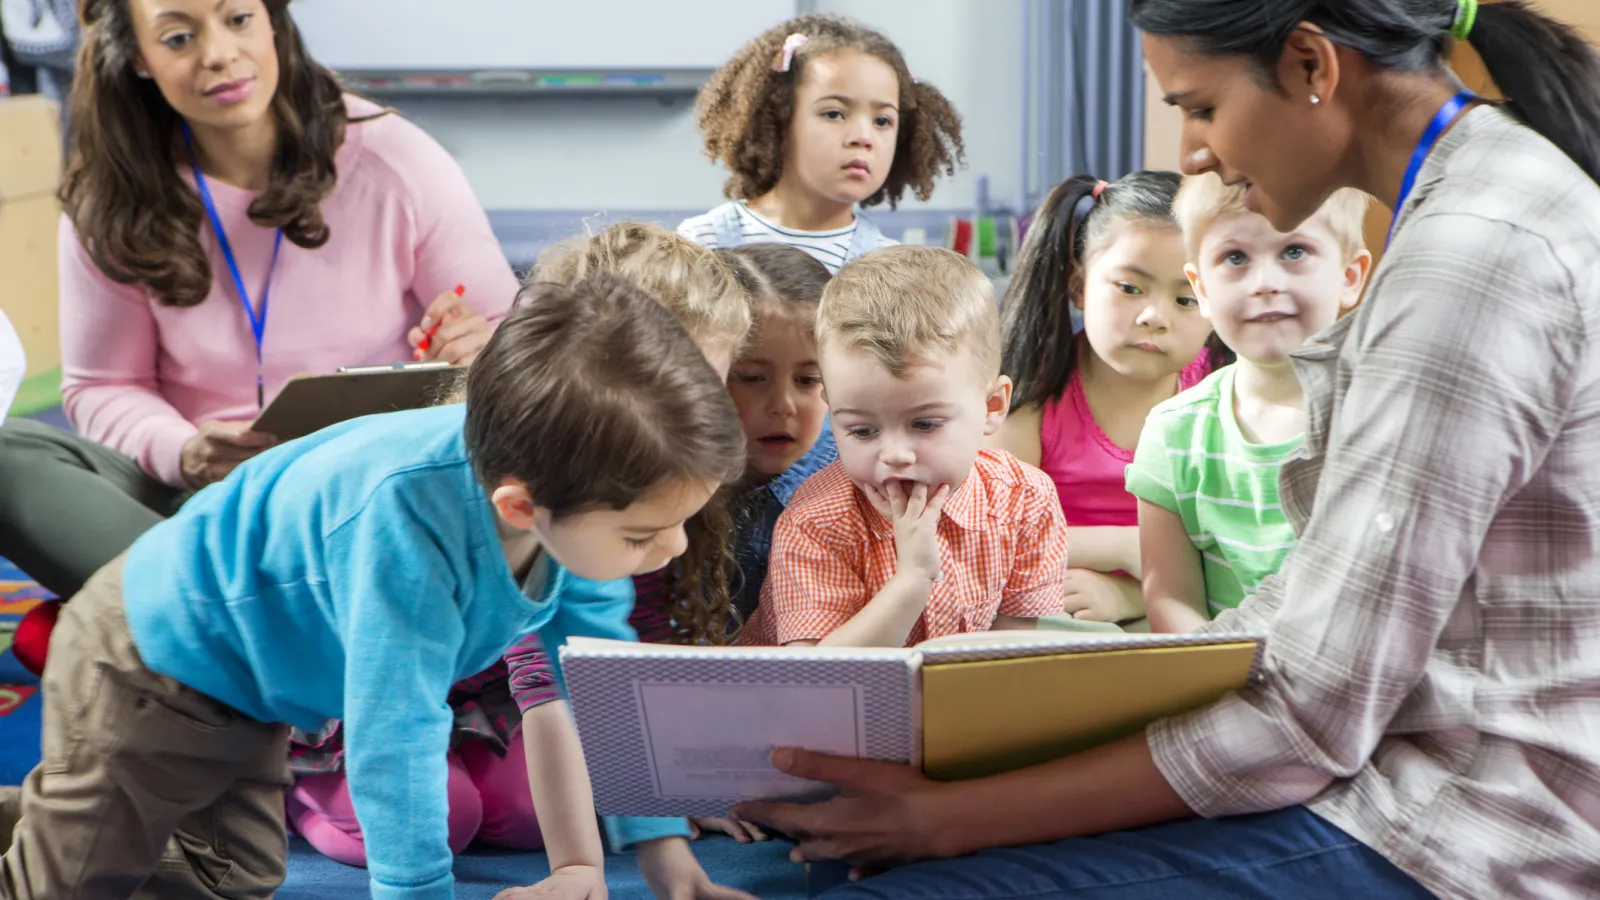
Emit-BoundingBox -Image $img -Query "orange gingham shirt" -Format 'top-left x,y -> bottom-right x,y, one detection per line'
740,449 -> 1069,647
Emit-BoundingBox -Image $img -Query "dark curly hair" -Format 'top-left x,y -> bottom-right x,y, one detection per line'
695,14 -> 965,209
62,0 -> 376,307
664,494 -> 739,646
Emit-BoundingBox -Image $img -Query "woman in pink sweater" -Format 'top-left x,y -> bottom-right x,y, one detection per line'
0,0 -> 517,675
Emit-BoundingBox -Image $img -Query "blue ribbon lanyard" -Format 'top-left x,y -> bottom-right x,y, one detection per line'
181,123 -> 283,411
1387,91 -> 1475,248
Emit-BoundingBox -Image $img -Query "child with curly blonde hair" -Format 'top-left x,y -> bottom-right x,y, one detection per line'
679,15 -> 965,273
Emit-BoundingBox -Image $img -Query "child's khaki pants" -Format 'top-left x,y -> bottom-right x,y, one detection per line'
0,556 -> 291,899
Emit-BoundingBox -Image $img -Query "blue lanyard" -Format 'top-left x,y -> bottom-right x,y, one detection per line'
181,123 -> 283,410
1388,91 -> 1475,248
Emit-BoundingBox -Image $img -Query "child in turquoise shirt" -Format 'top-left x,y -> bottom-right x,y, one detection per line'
0,275 -> 750,900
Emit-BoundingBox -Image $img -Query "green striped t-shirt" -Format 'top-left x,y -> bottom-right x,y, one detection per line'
1125,366 -> 1301,617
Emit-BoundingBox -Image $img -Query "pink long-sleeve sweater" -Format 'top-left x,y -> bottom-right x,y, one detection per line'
58,95 -> 518,486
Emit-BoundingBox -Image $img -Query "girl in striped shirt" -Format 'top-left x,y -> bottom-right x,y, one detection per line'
678,15 -> 965,273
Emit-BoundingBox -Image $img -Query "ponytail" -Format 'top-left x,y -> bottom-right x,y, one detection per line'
1467,2 -> 1600,184
1000,171 -> 1184,411
1204,333 -> 1236,372
1001,176 -> 1099,411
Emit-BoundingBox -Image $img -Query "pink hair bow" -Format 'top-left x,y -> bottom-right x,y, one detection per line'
774,33 -> 808,73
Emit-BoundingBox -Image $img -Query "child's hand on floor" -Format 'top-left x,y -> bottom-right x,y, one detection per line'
637,836 -> 760,900
863,480 -> 951,585
1062,569 -> 1145,623
492,864 -> 607,900
690,815 -> 769,843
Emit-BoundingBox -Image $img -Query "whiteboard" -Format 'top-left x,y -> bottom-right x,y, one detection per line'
289,0 -> 797,72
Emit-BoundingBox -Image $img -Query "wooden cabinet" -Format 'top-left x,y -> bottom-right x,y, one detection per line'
0,95 -> 63,414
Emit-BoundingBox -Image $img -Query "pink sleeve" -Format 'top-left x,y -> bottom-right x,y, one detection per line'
504,631 -> 562,713
398,126 -> 519,326
503,571 -> 677,713
627,570 -> 675,643
57,216 -> 198,486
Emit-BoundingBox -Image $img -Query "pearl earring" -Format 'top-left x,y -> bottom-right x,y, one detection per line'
1311,94 -> 1322,106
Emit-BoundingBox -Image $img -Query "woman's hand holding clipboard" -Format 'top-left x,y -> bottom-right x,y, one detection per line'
249,361 -> 459,446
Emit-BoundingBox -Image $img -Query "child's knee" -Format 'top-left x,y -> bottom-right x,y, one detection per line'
445,751 -> 485,852
460,739 -> 544,850
286,772 -> 359,829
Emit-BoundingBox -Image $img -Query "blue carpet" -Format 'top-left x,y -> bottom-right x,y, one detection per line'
281,836 -> 806,899
1,684 -> 806,898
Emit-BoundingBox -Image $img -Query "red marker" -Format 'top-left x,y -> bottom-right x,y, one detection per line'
415,284 -> 465,360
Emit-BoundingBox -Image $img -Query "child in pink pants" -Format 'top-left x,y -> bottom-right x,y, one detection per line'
284,571 -> 674,865
285,663 -> 543,864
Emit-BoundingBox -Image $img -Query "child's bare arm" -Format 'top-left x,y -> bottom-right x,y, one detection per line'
1065,525 -> 1143,577
1138,500 -> 1210,634
810,481 -> 949,648
811,570 -> 938,647
779,579 -> 936,648
521,702 -> 607,874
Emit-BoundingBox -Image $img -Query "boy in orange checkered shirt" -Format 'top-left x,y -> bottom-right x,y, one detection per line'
740,246 -> 1069,648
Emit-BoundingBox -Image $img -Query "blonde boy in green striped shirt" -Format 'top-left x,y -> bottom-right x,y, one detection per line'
1126,175 -> 1371,633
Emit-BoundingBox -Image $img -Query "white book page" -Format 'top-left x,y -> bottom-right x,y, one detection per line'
636,681 -> 867,801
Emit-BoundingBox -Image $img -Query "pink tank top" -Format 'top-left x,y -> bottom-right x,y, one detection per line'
1039,353 -> 1212,527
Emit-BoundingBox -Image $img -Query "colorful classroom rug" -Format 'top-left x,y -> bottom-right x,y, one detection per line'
0,557 -> 52,670
0,557 -> 47,786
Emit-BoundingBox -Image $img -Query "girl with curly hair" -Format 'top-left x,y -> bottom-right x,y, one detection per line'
678,15 -> 965,273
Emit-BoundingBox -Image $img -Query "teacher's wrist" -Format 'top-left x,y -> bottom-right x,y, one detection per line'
152,420 -> 201,489
920,778 -> 983,859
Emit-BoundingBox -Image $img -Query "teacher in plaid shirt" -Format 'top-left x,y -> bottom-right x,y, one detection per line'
733,2 -> 1600,898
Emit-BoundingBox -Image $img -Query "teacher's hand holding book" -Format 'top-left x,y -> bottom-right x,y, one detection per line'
733,748 -> 952,873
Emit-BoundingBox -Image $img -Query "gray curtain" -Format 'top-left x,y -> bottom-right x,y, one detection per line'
1020,0 -> 1145,211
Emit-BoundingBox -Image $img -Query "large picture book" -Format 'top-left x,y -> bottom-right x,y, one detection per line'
561,630 -> 1266,818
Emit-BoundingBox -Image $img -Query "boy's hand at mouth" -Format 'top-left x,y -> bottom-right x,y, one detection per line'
862,479 -> 950,585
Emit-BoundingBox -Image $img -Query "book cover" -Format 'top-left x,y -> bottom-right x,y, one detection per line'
561,632 -> 1267,817
560,639 -> 920,818
917,629 -> 1268,678
920,640 -> 1261,781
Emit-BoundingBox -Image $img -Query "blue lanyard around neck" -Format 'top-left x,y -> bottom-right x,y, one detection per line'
1387,91 -> 1475,248
181,122 -> 283,410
